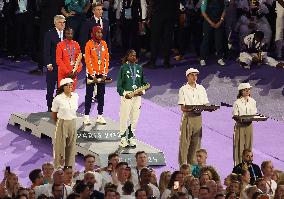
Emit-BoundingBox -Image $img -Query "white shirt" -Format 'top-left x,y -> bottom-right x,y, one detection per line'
130,166 -> 149,187
94,16 -> 103,28
134,183 -> 160,199
100,170 -> 113,187
130,167 -> 141,187
34,184 -> 73,199
265,179 -> 277,198
117,182 -> 124,195
114,0 -> 147,20
233,97 -> 257,116
76,171 -> 103,191
51,92 -> 79,120
18,0 -> 27,13
56,28 -> 64,41
178,83 -> 209,105
244,33 -> 265,50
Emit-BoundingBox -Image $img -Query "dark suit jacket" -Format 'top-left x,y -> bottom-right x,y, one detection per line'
232,162 -> 263,185
80,17 -> 110,53
151,0 -> 178,19
44,28 -> 61,70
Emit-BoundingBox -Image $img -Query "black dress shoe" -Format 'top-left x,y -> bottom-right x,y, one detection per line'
29,69 -> 43,75
14,57 -> 21,62
142,61 -> 156,69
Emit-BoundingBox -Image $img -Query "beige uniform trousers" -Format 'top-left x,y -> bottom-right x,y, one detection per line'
233,122 -> 253,165
119,92 -> 142,136
178,112 -> 202,165
53,119 -> 77,169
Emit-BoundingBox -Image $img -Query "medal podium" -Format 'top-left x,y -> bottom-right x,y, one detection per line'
8,112 -> 166,167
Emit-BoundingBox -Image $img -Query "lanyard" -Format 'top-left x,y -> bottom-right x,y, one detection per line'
65,41 -> 75,65
94,41 -> 102,65
61,184 -> 67,199
128,63 -> 137,88
250,165 -> 256,181
136,167 -> 140,182
266,180 -> 273,194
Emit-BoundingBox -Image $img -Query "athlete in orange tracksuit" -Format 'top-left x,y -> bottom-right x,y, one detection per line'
83,25 -> 110,125
56,27 -> 82,90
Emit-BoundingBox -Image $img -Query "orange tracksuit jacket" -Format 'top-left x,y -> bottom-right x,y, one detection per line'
85,39 -> 109,77
56,40 -> 82,90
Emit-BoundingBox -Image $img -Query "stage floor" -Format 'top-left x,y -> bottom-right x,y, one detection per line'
0,56 -> 284,186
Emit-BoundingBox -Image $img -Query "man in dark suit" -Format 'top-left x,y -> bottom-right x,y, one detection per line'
44,15 -> 65,112
115,0 -> 147,56
30,0 -> 65,75
143,0 -> 179,68
80,2 -> 110,53
0,0 -> 13,56
232,149 -> 263,185
10,0 -> 36,61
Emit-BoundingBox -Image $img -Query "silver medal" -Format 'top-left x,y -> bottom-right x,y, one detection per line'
132,85 -> 137,89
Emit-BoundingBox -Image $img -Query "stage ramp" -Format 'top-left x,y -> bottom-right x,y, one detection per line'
8,112 -> 166,167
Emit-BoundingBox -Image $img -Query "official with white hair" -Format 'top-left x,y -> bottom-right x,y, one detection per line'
178,68 -> 209,165
233,83 -> 257,165
51,78 -> 79,169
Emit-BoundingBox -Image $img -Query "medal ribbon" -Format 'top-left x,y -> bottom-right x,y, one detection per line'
94,41 -> 102,67
128,63 -> 136,88
65,41 -> 75,65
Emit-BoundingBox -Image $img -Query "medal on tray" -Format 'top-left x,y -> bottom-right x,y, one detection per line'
132,85 -> 137,90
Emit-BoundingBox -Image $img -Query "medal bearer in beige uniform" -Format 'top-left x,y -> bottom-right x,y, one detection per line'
178,68 -> 209,165
233,83 -> 257,166
51,78 -> 79,169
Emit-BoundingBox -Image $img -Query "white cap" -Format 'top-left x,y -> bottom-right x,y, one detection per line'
186,68 -> 199,76
238,83 -> 252,91
59,78 -> 74,87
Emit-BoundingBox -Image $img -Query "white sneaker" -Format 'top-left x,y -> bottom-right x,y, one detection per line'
128,137 -> 137,147
83,115 -> 91,125
200,59 -> 206,66
217,59 -> 225,66
119,137 -> 128,148
96,115 -> 106,125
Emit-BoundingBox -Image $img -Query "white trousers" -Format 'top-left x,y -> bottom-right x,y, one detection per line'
119,91 -> 142,136
275,2 -> 284,56
239,52 -> 279,68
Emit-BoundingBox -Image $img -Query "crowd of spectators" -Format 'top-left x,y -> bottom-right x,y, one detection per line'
1,149 -> 284,199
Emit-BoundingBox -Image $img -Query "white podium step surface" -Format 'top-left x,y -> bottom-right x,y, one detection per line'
8,112 -> 166,167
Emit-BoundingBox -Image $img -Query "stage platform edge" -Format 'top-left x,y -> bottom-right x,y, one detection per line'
8,112 -> 166,167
